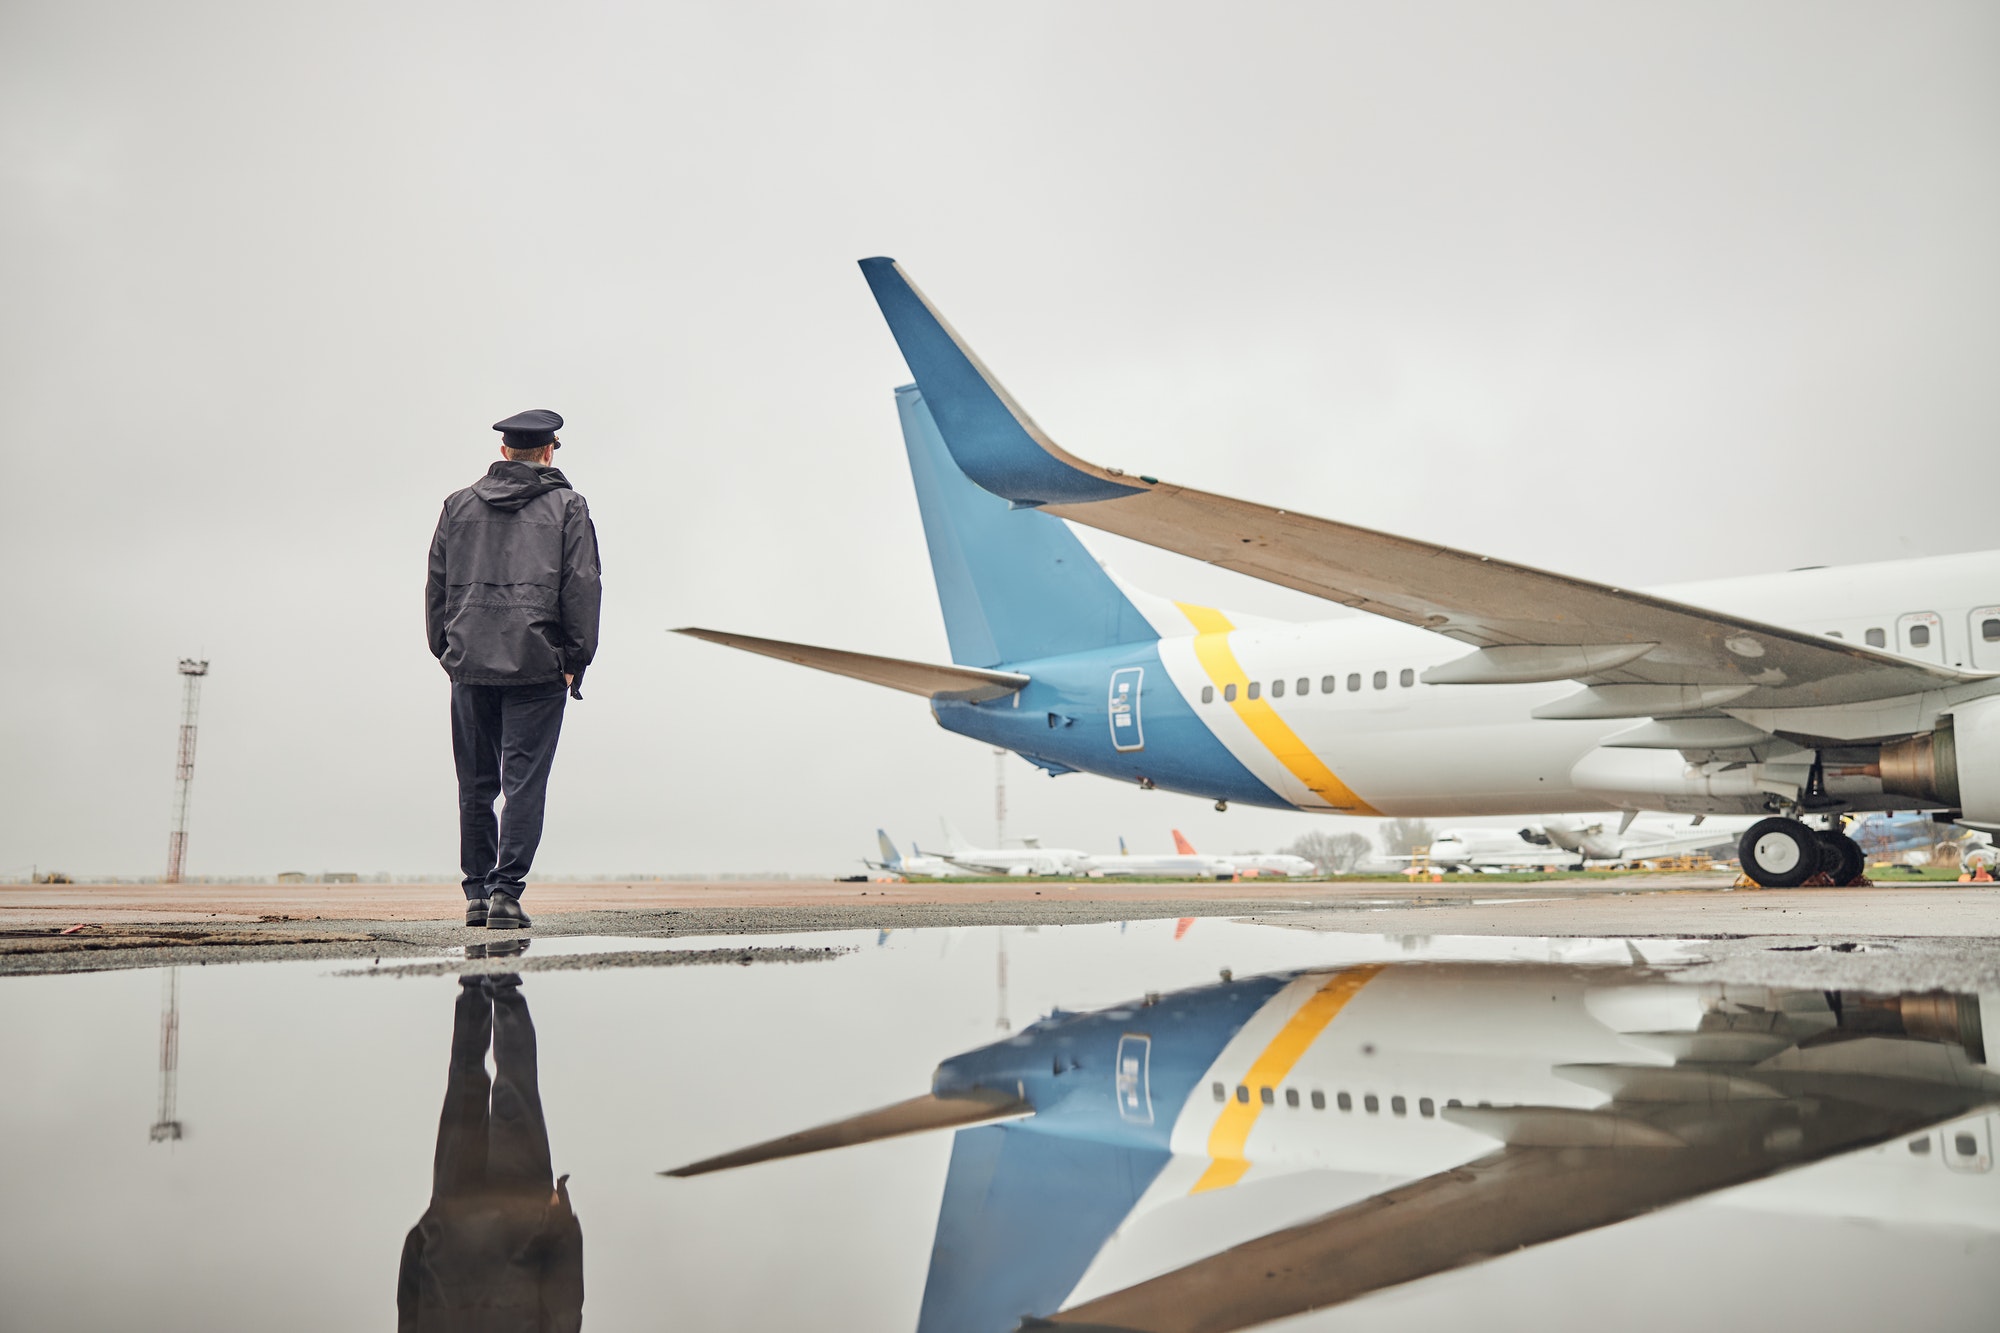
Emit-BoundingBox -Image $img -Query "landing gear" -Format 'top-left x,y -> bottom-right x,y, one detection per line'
1816,828 -> 1866,887
1738,817 -> 1822,888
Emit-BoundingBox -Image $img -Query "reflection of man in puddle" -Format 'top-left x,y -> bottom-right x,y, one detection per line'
400,952 -> 583,1331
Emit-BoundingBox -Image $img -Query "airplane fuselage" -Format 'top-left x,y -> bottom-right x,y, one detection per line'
935,549 -> 2000,818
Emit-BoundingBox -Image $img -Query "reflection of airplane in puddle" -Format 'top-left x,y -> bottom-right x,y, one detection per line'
667,963 -> 1998,1333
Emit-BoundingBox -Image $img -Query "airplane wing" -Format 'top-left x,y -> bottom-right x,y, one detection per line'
1030,1085 -> 1982,1333
674,628 -> 1028,702
860,258 -> 1992,740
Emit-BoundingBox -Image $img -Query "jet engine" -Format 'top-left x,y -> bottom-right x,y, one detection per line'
1879,696 -> 2000,824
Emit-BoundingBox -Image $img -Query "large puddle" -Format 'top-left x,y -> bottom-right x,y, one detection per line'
3,920 -> 1996,1330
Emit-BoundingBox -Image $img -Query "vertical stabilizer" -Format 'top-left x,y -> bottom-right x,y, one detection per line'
1172,829 -> 1197,855
897,385 -> 1161,668
941,818 -> 974,854
876,830 -> 905,871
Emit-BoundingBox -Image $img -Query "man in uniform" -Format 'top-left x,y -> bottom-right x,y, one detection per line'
426,409 -> 601,929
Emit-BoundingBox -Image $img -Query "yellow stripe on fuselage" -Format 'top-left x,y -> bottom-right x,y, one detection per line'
1193,965 -> 1385,1193
1175,602 -> 1381,815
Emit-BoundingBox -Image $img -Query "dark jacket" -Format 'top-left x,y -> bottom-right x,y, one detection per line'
427,463 -> 601,688
397,1181 -> 584,1333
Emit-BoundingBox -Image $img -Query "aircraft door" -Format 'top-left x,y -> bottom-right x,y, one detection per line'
1109,667 -> 1145,753
1898,611 -> 1944,664
1943,1115 -> 1992,1174
1115,1033 -> 1153,1123
1969,607 -> 2000,670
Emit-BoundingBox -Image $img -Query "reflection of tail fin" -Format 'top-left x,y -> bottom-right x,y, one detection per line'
941,818 -> 974,854
894,383 -> 1163,668
917,1124 -> 1170,1333
1172,829 -> 1197,855
876,830 -> 905,871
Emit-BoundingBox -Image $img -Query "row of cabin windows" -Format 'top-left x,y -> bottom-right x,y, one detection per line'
1828,620 -> 2000,648
1201,668 -> 1416,705
1211,1080 -> 1481,1120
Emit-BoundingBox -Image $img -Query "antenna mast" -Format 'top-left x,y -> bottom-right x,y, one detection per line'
993,746 -> 1008,847
164,658 -> 210,884
149,967 -> 183,1143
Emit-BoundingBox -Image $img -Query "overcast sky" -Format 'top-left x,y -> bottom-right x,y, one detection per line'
4,2 -> 1998,879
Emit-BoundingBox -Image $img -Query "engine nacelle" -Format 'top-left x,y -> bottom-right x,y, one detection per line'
1879,695 -> 2000,824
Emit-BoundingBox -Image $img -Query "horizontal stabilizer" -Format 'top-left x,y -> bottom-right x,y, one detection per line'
661,1088 -> 1031,1178
674,628 -> 1029,702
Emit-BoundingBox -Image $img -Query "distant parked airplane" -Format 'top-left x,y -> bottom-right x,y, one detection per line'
1540,813 -> 1756,865
864,830 -> 965,878
1085,836 -> 1236,881
1171,829 -> 1315,878
935,819 -> 1089,877
1426,826 -> 1583,871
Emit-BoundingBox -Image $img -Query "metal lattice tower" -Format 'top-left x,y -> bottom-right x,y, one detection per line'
164,659 -> 210,885
149,967 -> 183,1143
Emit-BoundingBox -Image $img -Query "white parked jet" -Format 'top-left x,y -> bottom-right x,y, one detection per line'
1426,826 -> 1584,871
1171,829 -> 1316,878
1542,813 -> 1757,865
863,830 -> 965,879
936,819 -> 1089,877
1084,836 -> 1237,880
680,258 -> 2000,889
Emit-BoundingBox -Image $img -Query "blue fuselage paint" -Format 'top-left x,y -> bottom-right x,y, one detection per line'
931,641 -> 1290,810
932,972 -> 1295,1151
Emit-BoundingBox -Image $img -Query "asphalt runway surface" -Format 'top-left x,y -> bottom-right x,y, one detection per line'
4,875 -> 1995,989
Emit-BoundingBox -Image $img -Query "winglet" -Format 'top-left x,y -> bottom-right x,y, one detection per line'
859,257 -> 1143,507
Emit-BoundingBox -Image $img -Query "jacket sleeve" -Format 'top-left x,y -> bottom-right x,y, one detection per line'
425,505 -> 450,663
397,1223 -> 424,1333
557,497 -> 602,672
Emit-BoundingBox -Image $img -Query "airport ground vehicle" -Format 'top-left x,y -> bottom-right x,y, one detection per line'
682,260 -> 2000,887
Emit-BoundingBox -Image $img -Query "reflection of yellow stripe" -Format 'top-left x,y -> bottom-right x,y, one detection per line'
1175,602 -> 1380,814
1193,966 -> 1384,1193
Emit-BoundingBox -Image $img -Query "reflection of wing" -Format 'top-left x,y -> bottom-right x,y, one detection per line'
1032,1083 -> 1987,1333
860,259 -> 1987,725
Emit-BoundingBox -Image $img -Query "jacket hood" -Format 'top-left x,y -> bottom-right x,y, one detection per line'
472,461 -> 573,512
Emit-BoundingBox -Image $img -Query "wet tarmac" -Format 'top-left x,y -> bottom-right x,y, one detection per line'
3,920 -> 1996,1331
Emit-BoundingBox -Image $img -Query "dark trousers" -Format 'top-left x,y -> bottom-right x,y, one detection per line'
434,981 -> 554,1198
451,681 -> 566,901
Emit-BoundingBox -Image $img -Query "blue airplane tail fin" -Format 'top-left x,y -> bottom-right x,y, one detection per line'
876,830 -> 904,871
896,384 -> 1161,669
916,1124 -> 1170,1333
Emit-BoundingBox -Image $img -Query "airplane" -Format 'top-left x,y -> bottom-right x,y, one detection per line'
936,819 -> 1090,878
677,258 -> 2000,889
1084,836 -> 1237,881
1540,812 -> 1758,865
664,961 -> 2000,1333
1170,830 -> 1316,878
865,830 -> 967,879
1846,812 -> 1997,872
1425,825 -> 1585,871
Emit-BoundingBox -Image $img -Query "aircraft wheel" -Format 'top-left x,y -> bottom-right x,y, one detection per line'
1816,830 -> 1866,886
1738,817 -> 1822,888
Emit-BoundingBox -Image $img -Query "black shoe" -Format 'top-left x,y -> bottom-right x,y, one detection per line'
465,898 -> 490,927
486,891 -> 531,930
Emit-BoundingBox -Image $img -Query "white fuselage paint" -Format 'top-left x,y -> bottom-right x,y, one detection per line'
1147,550 -> 2000,817
1086,853 -> 1237,879
1063,967 -> 2000,1305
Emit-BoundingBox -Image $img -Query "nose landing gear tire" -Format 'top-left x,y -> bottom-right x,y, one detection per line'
1738,817 -> 1822,888
1816,829 -> 1866,887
